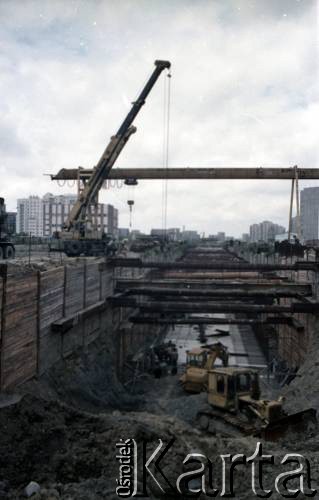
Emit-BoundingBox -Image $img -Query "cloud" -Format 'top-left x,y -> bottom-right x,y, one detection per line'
0,0 -> 317,235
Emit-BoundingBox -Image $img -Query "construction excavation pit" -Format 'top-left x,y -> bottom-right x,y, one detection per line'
1,241 -> 319,499
1,5 -> 318,495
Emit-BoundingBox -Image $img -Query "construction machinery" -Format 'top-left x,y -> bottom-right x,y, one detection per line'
50,59 -> 171,257
0,198 -> 15,260
180,343 -> 229,393
197,367 -> 316,440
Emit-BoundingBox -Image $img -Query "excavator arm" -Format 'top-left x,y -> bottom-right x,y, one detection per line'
206,343 -> 229,369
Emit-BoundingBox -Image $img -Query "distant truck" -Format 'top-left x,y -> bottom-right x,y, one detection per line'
0,197 -> 15,259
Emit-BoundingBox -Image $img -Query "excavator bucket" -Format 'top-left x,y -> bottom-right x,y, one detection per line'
260,408 -> 317,441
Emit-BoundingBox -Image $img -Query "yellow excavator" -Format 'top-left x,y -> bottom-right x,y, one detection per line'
197,367 -> 316,440
180,343 -> 229,393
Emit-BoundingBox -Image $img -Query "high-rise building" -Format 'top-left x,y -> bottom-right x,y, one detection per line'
249,224 -> 261,242
17,196 -> 43,236
217,232 -> 226,242
300,187 -> 319,242
6,212 -> 17,235
181,230 -> 200,241
150,228 -> 181,240
17,194 -> 118,237
249,221 -> 285,242
42,193 -> 118,236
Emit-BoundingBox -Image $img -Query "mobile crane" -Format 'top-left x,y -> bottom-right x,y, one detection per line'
50,60 -> 171,257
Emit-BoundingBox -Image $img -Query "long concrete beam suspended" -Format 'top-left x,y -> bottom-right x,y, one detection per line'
51,167 -> 319,181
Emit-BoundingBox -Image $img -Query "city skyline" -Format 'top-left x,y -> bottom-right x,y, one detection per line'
7,186 -> 319,244
1,0 -> 317,236
16,193 -> 118,237
6,189 -> 316,242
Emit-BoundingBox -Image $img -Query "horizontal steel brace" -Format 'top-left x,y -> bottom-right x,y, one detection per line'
109,258 -> 318,272
157,272 -> 289,280
119,286 -> 309,299
129,315 -> 303,330
110,297 -> 319,314
115,279 -> 312,294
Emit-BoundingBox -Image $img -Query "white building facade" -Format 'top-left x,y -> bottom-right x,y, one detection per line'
249,221 -> 286,242
300,187 -> 319,242
17,196 -> 44,236
17,194 -> 118,237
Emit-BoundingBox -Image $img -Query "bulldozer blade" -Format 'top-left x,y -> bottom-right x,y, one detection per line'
261,408 -> 317,441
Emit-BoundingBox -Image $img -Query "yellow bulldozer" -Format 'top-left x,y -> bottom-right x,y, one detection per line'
197,367 -> 316,440
180,342 -> 229,393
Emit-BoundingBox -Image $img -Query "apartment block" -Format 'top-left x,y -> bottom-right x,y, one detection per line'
17,194 -> 118,237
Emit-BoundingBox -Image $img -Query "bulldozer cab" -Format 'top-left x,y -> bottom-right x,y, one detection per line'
208,367 -> 260,411
186,344 -> 228,370
186,348 -> 207,368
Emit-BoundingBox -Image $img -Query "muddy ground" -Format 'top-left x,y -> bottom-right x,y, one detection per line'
1,338 -> 319,499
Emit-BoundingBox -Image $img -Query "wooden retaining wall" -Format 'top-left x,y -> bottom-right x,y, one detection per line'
0,260 -> 118,391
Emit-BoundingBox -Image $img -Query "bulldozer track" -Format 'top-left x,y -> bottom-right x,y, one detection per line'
198,409 -> 258,436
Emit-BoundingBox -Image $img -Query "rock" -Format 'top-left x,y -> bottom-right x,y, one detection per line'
24,481 -> 41,497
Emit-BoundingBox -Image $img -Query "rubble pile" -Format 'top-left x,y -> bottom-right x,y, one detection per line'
284,320 -> 319,414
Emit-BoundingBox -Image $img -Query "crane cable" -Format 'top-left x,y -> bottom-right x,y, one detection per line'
127,184 -> 135,228
162,69 -> 172,235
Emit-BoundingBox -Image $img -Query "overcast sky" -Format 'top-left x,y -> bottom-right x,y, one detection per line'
1,0 -> 318,236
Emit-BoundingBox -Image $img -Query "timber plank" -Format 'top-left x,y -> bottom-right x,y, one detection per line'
1,271 -> 38,390
65,264 -> 85,316
38,268 -> 64,374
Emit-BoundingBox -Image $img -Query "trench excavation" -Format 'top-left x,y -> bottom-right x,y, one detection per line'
1,242 -> 319,499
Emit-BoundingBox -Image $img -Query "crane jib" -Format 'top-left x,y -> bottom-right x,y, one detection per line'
64,59 -> 170,234
116,60 -> 171,138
